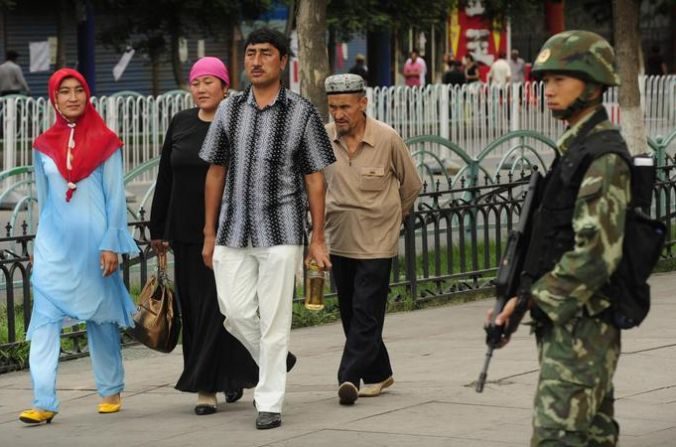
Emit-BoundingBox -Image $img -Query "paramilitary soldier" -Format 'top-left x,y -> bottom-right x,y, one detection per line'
493,30 -> 631,446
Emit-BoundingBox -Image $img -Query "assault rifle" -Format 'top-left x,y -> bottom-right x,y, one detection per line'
475,170 -> 543,393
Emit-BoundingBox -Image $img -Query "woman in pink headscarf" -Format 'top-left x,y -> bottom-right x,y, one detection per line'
149,57 -> 258,415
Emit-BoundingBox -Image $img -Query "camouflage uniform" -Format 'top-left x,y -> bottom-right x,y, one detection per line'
529,31 -> 629,447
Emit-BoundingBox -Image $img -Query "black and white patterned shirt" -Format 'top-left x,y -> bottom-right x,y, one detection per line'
199,86 -> 336,248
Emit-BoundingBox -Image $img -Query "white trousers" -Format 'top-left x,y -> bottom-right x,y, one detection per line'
212,244 -> 302,413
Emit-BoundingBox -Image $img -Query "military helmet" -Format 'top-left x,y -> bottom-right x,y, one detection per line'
532,30 -> 620,86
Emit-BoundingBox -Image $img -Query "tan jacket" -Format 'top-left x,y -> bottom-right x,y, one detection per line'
324,117 -> 422,259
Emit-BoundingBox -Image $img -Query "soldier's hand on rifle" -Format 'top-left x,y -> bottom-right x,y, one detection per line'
495,296 -> 518,327
485,296 -> 518,348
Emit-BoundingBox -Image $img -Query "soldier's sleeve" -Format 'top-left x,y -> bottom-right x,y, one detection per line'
531,153 -> 631,325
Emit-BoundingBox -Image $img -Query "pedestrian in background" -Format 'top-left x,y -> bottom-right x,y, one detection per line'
0,50 -> 30,96
149,57 -> 259,416
403,49 -> 425,87
199,28 -> 335,430
348,53 -> 369,85
20,68 -> 138,424
488,53 -> 511,87
509,49 -> 526,84
443,60 -> 466,86
323,73 -> 422,406
464,54 -> 480,85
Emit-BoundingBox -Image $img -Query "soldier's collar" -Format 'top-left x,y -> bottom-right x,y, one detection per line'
556,107 -> 605,153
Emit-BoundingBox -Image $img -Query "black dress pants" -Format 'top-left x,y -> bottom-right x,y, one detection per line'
331,255 -> 393,387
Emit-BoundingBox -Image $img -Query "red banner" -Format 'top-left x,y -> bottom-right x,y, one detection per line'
447,3 -> 508,66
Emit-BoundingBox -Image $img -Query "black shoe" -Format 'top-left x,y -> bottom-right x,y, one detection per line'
256,411 -> 281,429
194,404 -> 217,415
225,388 -> 243,403
338,382 -> 359,405
286,352 -> 297,372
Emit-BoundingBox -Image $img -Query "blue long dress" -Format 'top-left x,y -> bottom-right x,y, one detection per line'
27,149 -> 138,339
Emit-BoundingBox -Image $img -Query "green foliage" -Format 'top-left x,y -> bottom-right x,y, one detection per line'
96,0 -> 273,57
324,0 -> 548,40
292,300 -> 340,328
327,0 -> 450,39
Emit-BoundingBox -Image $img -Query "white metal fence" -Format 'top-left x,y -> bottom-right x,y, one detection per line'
0,91 -> 193,183
367,75 -> 675,158
1,76 -> 674,179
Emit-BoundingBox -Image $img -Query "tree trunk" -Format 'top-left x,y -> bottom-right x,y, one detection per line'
613,0 -> 646,155
151,52 -> 161,96
169,25 -> 185,90
56,0 -> 68,68
229,25 -> 241,90
296,0 -> 329,122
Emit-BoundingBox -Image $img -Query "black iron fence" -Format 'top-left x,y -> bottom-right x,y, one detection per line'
2,161 -> 676,373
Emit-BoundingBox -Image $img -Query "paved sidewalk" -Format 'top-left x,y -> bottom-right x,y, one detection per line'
1,273 -> 675,447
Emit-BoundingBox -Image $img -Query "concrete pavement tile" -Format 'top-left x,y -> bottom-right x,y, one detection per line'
333,401 -> 531,440
617,397 -> 676,421
1,272 -> 676,446
618,385 -> 676,404
614,414 -> 676,437
618,427 -> 676,447
263,429 -> 523,447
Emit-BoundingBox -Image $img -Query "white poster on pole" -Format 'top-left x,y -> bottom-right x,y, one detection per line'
179,38 -> 188,62
29,41 -> 50,72
113,48 -> 135,81
48,36 -> 58,64
197,40 -> 205,59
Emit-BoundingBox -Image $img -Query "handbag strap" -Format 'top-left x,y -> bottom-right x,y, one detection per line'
158,252 -> 168,281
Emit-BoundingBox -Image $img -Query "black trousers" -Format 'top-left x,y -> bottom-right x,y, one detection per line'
331,255 -> 393,387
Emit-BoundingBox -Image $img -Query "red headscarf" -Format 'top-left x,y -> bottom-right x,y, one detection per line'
34,68 -> 123,202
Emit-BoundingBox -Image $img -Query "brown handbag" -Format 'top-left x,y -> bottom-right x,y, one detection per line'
129,253 -> 181,353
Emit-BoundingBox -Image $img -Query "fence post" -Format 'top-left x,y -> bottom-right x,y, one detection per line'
404,211 -> 417,301
439,84 -> 450,141
366,87 -> 375,118
106,96 -> 118,134
510,83 -> 520,132
3,98 -> 17,171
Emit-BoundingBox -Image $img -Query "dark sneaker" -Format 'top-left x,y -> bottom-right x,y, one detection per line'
338,382 -> 359,405
286,352 -> 297,372
256,411 -> 282,429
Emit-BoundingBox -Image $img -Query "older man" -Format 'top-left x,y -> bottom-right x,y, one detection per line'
323,74 -> 422,405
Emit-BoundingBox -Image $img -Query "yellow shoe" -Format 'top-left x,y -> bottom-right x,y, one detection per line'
98,396 -> 122,414
359,376 -> 394,397
19,409 -> 57,424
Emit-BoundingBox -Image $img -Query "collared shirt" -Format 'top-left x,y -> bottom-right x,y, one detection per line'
199,86 -> 336,248
532,107 -> 631,323
489,58 -> 511,86
508,57 -> 525,83
0,60 -> 30,93
324,116 -> 422,259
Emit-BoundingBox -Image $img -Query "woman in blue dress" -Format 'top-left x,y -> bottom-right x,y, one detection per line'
19,68 -> 138,424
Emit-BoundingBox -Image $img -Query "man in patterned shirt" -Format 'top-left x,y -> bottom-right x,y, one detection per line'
200,28 -> 336,430
493,31 -> 630,446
